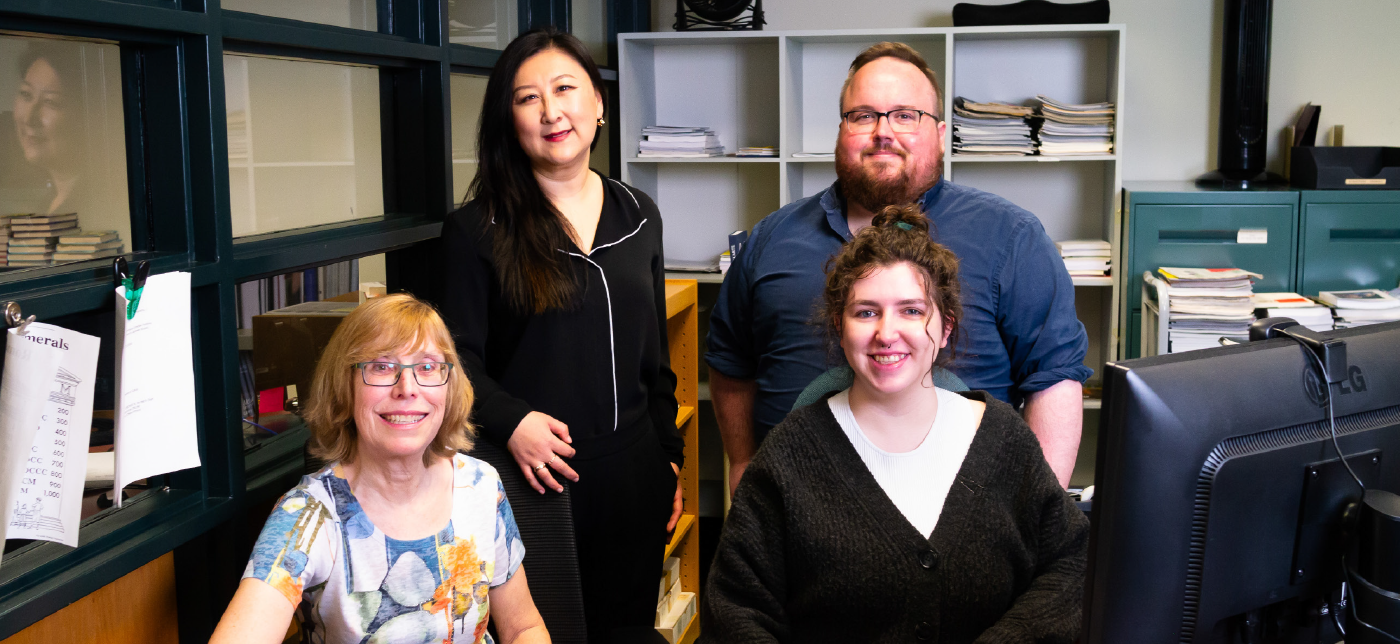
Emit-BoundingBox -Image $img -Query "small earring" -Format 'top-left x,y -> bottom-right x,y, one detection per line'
596,117 -> 606,126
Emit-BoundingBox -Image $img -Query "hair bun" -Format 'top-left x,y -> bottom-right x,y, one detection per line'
871,204 -> 930,235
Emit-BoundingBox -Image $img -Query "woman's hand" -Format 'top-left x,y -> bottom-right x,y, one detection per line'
666,463 -> 683,533
507,411 -> 578,494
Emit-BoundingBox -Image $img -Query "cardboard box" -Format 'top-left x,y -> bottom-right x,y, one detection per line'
655,591 -> 696,643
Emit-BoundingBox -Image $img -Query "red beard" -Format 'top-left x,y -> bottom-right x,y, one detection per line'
835,144 -> 941,213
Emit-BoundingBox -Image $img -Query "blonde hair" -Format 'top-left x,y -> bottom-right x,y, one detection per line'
304,293 -> 476,466
839,41 -> 944,119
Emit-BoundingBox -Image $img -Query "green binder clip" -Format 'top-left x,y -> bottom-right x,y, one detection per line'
113,257 -> 150,320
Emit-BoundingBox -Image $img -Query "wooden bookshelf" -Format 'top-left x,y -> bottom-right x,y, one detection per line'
664,279 -> 701,638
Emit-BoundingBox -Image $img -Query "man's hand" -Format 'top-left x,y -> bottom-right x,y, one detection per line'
1022,379 -> 1083,488
711,370 -> 759,497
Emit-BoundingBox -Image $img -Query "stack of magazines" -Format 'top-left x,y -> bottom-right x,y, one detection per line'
1157,267 -> 1261,353
1034,95 -> 1115,156
1319,289 -> 1400,328
1055,240 -> 1111,278
951,97 -> 1034,156
1252,292 -> 1334,332
638,126 -> 724,158
0,214 -> 21,267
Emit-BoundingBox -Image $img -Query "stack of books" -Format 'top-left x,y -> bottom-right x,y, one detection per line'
7,213 -> 78,267
951,97 -> 1034,156
1252,292 -> 1334,332
1157,267 -> 1261,353
638,126 -> 724,158
735,146 -> 776,157
1055,240 -> 1111,279
0,214 -> 24,267
1319,289 -> 1400,328
1034,95 -> 1115,156
55,230 -> 124,261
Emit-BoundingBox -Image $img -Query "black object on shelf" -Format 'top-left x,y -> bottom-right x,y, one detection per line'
951,0 -> 1109,27
674,0 -> 764,30
1198,0 -> 1286,189
1291,147 -> 1400,190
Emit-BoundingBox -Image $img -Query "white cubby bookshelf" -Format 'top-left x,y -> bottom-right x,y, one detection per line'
619,25 -> 1126,386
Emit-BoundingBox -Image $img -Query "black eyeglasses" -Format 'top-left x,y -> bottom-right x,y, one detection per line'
840,109 -> 940,133
353,362 -> 453,387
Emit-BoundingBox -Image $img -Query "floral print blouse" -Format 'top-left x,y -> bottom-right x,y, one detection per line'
244,453 -> 525,644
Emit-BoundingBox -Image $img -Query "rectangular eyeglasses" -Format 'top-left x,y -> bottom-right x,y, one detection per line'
353,362 -> 453,387
841,109 -> 940,134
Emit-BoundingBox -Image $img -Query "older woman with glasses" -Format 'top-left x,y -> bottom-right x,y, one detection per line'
211,294 -> 550,644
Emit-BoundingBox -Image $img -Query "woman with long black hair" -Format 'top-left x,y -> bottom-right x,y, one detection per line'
439,27 -> 682,643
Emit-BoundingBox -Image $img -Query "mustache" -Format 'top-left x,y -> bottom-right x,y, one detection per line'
861,140 -> 907,159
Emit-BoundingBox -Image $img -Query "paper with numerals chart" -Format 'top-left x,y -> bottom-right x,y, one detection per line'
0,323 -> 99,551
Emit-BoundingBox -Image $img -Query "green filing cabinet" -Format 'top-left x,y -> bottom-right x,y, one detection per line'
1121,183 -> 1299,359
1298,191 -> 1400,296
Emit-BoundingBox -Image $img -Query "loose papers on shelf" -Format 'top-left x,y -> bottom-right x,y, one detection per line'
952,97 -> 1034,156
638,126 -> 725,157
114,271 -> 200,506
0,324 -> 100,549
1033,95 -> 1115,156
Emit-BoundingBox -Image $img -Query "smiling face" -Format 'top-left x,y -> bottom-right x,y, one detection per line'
510,47 -> 603,172
351,341 -> 450,463
13,57 -> 74,171
840,261 -> 951,398
835,57 -> 946,212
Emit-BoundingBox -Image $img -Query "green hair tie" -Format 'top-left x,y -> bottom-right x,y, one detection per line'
894,221 -> 913,231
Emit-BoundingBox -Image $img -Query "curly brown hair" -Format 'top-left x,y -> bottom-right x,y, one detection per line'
822,204 -> 962,368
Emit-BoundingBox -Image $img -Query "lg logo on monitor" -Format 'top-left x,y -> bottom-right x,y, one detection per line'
1304,365 -> 1369,406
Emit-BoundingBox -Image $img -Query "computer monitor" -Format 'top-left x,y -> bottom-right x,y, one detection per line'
1084,321 -> 1400,644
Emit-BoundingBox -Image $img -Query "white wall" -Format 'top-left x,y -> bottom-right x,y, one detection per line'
651,0 -> 1400,181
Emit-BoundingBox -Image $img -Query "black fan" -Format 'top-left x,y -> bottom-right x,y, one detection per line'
674,0 -> 764,30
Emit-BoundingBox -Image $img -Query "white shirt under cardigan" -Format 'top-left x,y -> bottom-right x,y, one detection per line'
828,387 -> 979,539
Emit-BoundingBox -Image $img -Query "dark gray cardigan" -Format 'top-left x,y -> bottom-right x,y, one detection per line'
700,391 -> 1089,643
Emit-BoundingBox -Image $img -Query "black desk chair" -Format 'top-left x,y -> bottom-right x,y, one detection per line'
468,440 -> 588,644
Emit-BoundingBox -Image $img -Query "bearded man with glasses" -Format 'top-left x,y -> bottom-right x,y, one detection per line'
707,41 -> 1091,494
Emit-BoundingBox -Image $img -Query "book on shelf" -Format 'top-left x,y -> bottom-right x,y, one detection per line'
735,146 -> 777,157
54,249 -> 122,261
59,230 -> 118,245
1033,95 -> 1115,156
1316,289 -> 1400,309
1062,258 -> 1109,272
791,152 -> 834,158
56,240 -> 123,253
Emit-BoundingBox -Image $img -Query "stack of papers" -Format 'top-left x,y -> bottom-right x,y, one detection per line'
638,126 -> 724,158
951,97 -> 1034,156
1158,267 -> 1262,353
55,230 -> 124,261
735,146 -> 776,157
1320,289 -> 1400,328
1056,240 -> 1111,278
1252,292 -> 1333,332
1034,95 -> 1115,156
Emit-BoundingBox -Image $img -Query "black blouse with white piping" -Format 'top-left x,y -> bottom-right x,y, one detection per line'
439,175 -> 684,467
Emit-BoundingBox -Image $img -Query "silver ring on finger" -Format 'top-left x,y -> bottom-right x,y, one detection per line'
533,462 -> 547,472
548,455 -> 559,465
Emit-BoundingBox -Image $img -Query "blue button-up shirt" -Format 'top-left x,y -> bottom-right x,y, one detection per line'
705,179 -> 1092,442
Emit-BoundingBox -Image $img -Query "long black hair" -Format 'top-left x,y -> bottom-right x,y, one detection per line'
467,27 -> 607,314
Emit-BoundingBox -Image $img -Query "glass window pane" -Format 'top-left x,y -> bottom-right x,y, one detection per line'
1,34 -> 132,272
225,55 -> 384,238
221,0 -> 377,31
450,73 -> 487,204
572,0 -> 608,67
235,256 -> 382,458
448,0 -> 518,49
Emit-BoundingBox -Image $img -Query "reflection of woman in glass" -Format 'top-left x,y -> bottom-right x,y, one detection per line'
11,43 -> 82,215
